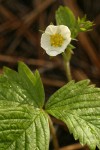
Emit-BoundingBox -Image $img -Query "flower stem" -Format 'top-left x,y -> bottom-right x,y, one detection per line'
62,49 -> 72,81
48,116 -> 59,150
64,61 -> 72,81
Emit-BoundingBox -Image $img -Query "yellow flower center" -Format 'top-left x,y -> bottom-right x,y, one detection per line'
50,34 -> 64,47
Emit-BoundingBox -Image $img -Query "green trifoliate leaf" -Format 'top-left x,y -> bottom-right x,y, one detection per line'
2,61 -> 45,108
0,105 -> 50,150
46,80 -> 100,150
0,62 -> 49,150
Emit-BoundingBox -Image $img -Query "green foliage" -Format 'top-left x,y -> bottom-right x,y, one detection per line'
55,6 -> 94,38
77,16 -> 94,32
56,6 -> 76,38
56,6 -> 76,29
3,62 -> 45,108
0,62 -> 100,150
46,80 -> 100,150
0,62 -> 49,150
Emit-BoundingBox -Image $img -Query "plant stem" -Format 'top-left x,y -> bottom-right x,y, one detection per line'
62,49 -> 72,81
64,61 -> 72,81
48,116 -> 59,150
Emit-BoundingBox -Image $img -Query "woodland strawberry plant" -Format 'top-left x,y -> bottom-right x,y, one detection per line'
0,6 -> 100,150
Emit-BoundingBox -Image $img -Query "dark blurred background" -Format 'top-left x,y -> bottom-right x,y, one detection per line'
0,0 -> 100,149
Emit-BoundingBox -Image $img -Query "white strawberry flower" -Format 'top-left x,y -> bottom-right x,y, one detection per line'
41,25 -> 71,56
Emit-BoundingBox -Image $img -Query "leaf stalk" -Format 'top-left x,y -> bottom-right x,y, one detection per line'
48,115 -> 59,150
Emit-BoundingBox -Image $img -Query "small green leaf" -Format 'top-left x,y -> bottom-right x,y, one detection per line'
56,6 -> 76,29
2,62 -> 45,108
67,44 -> 75,50
55,6 -> 77,38
46,80 -> 100,150
0,62 -> 49,150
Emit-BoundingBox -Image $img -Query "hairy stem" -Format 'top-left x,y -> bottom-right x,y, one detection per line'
64,61 -> 72,81
62,49 -> 72,81
48,116 -> 59,150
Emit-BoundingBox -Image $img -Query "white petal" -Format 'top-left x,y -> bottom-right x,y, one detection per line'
45,45 -> 65,56
45,48 -> 63,56
45,25 -> 57,34
60,26 -> 71,37
41,33 -> 51,50
62,38 -> 71,49
46,50 -> 60,56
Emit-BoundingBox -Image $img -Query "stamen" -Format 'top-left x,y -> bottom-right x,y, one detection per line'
50,34 -> 64,47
